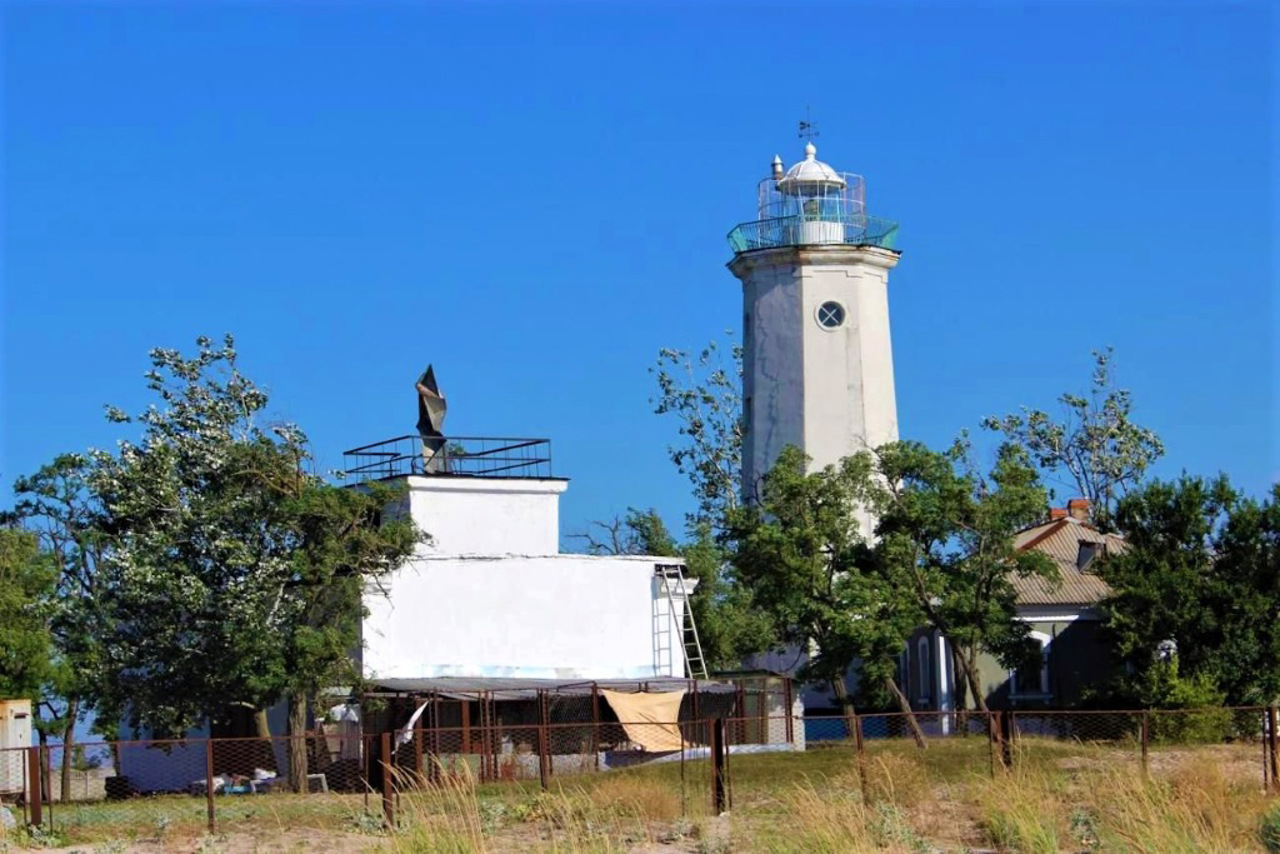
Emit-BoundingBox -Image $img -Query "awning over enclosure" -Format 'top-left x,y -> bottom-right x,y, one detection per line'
598,688 -> 687,752
364,676 -> 735,700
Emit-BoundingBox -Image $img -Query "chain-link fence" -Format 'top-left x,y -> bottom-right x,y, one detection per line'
6,706 -> 1277,839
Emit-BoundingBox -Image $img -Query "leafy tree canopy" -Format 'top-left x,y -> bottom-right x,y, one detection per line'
872,438 -> 1057,712
0,527 -> 57,702
724,446 -> 923,728
651,334 -> 742,529
1100,476 -> 1280,706
71,335 -> 422,738
982,347 -> 1163,527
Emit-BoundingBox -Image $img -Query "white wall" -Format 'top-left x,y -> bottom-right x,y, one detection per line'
798,249 -> 900,463
406,476 -> 566,555
740,260 -> 806,497
731,244 -> 899,533
364,554 -> 682,680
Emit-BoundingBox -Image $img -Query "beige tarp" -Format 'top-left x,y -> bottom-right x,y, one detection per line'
600,689 -> 687,752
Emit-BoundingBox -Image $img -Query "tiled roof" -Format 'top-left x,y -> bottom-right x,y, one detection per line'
1010,516 -> 1125,607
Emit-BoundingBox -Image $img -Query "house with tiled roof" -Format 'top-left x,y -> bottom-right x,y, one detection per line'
902,499 -> 1125,713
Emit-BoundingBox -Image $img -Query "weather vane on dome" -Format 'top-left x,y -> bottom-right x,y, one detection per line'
797,107 -> 819,142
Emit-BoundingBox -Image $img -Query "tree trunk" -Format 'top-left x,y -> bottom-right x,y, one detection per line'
60,698 -> 78,803
254,708 -> 272,739
288,692 -> 309,793
957,647 -> 990,714
253,707 -> 279,774
830,677 -> 858,741
884,675 -> 928,749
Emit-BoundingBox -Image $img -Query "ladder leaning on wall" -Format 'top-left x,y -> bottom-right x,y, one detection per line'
652,563 -> 709,680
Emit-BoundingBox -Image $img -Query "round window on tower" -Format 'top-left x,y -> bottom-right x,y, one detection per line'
816,301 -> 846,330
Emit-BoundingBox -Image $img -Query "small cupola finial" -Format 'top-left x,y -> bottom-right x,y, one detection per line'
804,142 -> 816,159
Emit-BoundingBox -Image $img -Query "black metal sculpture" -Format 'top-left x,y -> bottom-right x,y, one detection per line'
415,365 -> 447,472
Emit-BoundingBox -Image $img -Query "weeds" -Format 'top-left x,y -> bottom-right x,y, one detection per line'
1260,802 -> 1280,854
1091,760 -> 1272,853
978,767 -> 1063,854
8,739 -> 1274,853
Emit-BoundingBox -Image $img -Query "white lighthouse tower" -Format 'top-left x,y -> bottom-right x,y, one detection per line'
728,141 -> 902,501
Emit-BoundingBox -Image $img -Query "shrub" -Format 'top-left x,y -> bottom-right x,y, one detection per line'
1114,657 -> 1234,744
1260,803 -> 1280,854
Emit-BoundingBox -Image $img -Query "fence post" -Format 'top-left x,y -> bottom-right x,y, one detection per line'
26,745 -> 42,827
986,712 -> 998,776
853,713 -> 869,804
989,711 -> 1006,772
42,745 -> 52,830
1003,711 -> 1016,770
413,724 -> 424,787
710,717 -> 727,815
783,679 -> 794,746
429,699 -> 441,786
590,684 -> 601,772
537,691 -> 550,791
1268,706 -> 1279,794
205,738 -> 216,833
362,735 -> 370,813
1140,710 -> 1150,780
380,732 -> 395,829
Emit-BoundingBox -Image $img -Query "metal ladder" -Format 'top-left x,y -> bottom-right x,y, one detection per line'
653,564 -> 709,680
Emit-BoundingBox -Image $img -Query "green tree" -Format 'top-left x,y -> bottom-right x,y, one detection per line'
0,527 -> 56,702
678,522 -> 777,674
273,466 -> 421,789
647,337 -> 777,670
7,453 -> 108,801
982,348 -> 1164,527
84,335 -> 423,791
872,439 -> 1056,714
571,508 -> 677,557
1100,476 -> 1279,707
724,446 -> 926,744
651,334 -> 743,529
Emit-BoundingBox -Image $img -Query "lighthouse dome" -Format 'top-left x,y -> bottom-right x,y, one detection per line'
776,142 -> 847,194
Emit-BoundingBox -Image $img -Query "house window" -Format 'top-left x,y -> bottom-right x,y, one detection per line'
1077,540 -> 1102,571
1010,631 -> 1051,698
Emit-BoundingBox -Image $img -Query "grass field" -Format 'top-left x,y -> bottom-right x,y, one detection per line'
3,737 -> 1278,853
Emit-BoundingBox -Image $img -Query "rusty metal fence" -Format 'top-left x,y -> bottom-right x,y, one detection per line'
3,706 -> 1276,836
801,705 -> 1279,798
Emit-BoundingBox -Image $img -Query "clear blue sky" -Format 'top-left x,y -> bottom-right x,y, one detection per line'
2,3 -> 1275,542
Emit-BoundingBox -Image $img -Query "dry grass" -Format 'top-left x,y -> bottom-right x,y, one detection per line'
578,774 -> 682,822
976,767 -> 1068,854
863,751 -> 933,809
749,780 -> 884,854
1090,760 -> 1275,853
7,739 -> 1277,852
385,760 -> 669,854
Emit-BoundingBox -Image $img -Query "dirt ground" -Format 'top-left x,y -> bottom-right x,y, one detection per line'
26,828 -> 375,854
30,825 -> 718,853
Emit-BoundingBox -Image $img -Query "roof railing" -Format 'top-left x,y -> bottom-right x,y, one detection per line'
728,213 -> 899,254
341,435 -> 553,482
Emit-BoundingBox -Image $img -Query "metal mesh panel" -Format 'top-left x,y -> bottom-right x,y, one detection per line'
11,706 -> 1271,842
